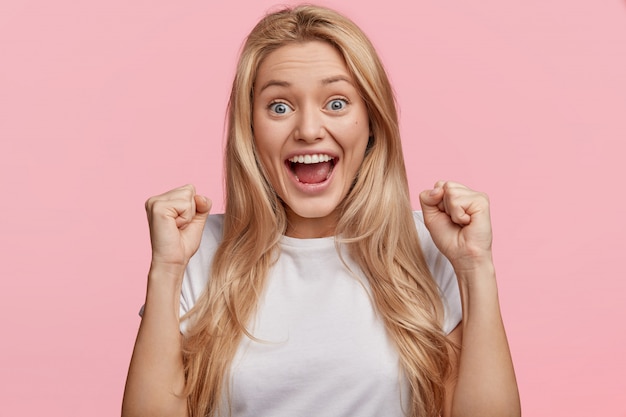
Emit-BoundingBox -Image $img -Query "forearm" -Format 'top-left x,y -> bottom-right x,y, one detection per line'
122,265 -> 188,417
451,260 -> 520,417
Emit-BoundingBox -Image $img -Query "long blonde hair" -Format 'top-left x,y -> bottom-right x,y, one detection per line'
182,5 -> 452,416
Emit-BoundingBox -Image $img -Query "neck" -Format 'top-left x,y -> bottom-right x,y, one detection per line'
285,209 -> 338,238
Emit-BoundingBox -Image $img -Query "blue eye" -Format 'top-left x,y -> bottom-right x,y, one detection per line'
326,99 -> 347,111
269,102 -> 292,114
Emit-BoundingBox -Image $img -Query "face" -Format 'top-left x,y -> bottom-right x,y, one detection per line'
252,41 -> 370,238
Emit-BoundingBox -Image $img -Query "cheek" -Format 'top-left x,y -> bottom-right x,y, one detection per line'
252,118 -> 276,158
337,109 -> 369,145
338,122 -> 370,154
253,131 -> 285,188
254,140 -> 279,179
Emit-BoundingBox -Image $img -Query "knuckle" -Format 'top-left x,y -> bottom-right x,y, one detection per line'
180,187 -> 195,200
150,199 -> 172,215
445,187 -> 461,199
145,196 -> 156,211
182,183 -> 196,194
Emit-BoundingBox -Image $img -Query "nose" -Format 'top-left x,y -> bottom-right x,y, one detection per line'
294,105 -> 324,143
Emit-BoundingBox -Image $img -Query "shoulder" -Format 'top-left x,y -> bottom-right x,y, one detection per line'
411,210 -> 450,279
412,211 -> 462,334
412,211 -> 441,264
189,212 -> 224,270
186,213 -> 224,272
201,213 -> 225,244
186,212 -> 222,259
179,214 -> 224,320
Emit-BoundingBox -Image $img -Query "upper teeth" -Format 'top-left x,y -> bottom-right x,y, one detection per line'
288,154 -> 334,164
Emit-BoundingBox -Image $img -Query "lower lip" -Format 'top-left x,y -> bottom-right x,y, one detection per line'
284,161 -> 336,194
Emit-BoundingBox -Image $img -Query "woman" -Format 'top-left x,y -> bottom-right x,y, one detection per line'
123,5 -> 520,417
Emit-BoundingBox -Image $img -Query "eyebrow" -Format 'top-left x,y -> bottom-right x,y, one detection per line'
321,75 -> 353,86
258,80 -> 291,92
258,75 -> 353,93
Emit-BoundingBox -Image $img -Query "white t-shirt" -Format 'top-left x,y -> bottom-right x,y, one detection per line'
179,212 -> 462,417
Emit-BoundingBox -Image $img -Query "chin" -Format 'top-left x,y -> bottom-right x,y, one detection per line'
289,202 -> 338,219
284,196 -> 342,221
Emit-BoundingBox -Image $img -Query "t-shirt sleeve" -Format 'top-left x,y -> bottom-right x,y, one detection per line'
139,215 -> 223,332
413,211 -> 462,334
178,214 -> 224,334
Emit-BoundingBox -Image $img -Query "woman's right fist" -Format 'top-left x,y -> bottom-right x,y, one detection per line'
144,184 -> 211,269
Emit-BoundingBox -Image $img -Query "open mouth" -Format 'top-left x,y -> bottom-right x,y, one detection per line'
286,154 -> 336,184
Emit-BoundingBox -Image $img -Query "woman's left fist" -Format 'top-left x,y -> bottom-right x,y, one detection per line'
419,181 -> 493,271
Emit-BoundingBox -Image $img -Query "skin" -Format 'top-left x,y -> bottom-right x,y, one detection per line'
252,41 -> 370,238
122,185 -> 209,417
122,41 -> 520,417
420,182 -> 520,417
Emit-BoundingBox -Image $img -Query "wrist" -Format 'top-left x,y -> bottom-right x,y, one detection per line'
453,259 -> 501,322
146,262 -> 186,300
451,250 -> 494,275
452,256 -> 498,292
144,263 -> 185,320
149,260 -> 186,281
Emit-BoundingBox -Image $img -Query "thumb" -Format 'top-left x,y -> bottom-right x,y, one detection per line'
192,194 -> 212,225
419,187 -> 444,218
194,194 -> 212,215
180,195 -> 211,259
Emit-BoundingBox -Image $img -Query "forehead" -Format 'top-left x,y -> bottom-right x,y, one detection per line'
255,41 -> 353,88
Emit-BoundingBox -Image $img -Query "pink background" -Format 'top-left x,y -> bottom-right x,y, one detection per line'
1,0 -> 625,415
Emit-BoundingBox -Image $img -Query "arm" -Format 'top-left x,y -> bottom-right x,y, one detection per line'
420,182 -> 520,417
122,185 -> 211,417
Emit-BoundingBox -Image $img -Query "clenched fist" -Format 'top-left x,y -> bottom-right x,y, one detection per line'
419,181 -> 493,273
145,184 -> 211,270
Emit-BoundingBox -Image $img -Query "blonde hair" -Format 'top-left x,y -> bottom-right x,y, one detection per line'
182,5 -> 452,417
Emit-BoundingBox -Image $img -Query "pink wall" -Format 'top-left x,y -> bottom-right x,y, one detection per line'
1,1 -> 625,415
